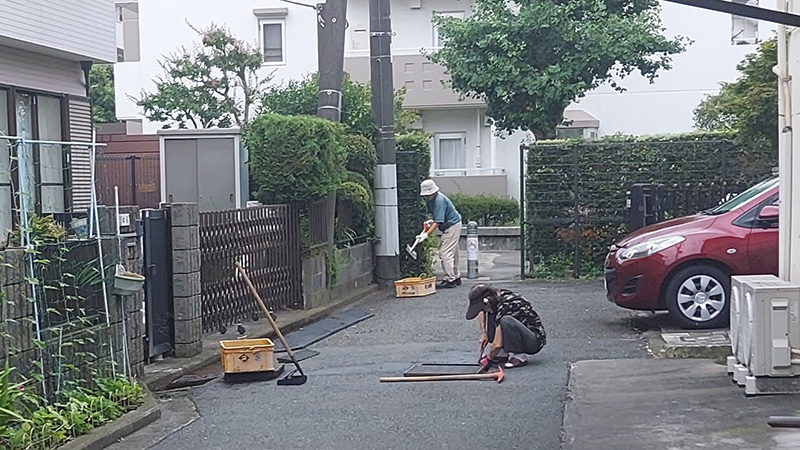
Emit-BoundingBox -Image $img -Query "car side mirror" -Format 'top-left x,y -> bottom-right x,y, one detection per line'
758,205 -> 779,221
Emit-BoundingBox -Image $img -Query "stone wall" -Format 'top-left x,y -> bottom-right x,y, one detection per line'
457,226 -> 521,251
303,243 -> 374,309
0,206 -> 146,396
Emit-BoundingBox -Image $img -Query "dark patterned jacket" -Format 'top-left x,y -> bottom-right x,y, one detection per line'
493,289 -> 546,348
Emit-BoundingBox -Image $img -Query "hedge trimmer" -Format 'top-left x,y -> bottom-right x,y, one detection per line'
406,220 -> 434,260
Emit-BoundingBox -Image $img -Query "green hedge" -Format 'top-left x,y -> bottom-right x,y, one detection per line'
450,193 -> 518,226
246,113 -> 347,204
344,134 -> 378,183
396,132 -> 435,277
526,132 -> 777,278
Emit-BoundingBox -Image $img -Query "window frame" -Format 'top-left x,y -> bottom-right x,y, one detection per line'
0,84 -> 71,219
433,132 -> 467,170
259,19 -> 286,66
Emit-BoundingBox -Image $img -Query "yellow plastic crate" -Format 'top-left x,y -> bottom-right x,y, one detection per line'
220,338 -> 275,374
394,277 -> 437,298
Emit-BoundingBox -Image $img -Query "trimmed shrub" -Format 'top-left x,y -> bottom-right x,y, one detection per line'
449,193 -> 519,226
246,113 -> 347,203
336,180 -> 375,244
344,134 -> 378,182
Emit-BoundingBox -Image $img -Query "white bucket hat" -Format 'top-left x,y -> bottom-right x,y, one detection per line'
420,179 -> 440,196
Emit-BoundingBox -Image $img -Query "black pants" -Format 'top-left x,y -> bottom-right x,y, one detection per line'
487,314 -> 543,355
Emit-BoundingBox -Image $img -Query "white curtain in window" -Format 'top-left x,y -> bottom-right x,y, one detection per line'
37,96 -> 64,213
16,94 -> 35,214
438,136 -> 465,169
0,91 -> 10,240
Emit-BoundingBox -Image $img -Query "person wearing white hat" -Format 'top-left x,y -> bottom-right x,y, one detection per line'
417,179 -> 462,288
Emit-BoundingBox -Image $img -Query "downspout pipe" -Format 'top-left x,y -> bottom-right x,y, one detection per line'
774,0 -> 794,281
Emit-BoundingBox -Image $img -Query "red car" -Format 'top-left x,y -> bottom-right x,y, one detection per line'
604,177 -> 779,329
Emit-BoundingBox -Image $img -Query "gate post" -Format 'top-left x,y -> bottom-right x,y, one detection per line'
168,203 -> 202,358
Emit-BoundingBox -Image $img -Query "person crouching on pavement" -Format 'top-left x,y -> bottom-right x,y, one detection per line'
417,179 -> 462,288
467,283 -> 546,369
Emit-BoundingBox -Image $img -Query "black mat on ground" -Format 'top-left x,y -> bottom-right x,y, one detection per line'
273,309 -> 374,352
404,364 -> 482,377
277,349 -> 320,363
223,364 -> 285,383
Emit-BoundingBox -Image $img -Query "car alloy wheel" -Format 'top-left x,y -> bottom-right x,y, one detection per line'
676,274 -> 725,322
665,264 -> 730,329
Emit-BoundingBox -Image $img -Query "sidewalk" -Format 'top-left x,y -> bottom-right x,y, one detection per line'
562,358 -> 800,449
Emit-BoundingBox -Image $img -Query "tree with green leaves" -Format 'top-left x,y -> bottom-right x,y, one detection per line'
694,38 -> 777,151
258,73 -> 420,139
90,65 -> 116,124
430,0 -> 687,139
136,23 -> 269,129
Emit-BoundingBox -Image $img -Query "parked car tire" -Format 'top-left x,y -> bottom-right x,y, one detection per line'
665,264 -> 730,329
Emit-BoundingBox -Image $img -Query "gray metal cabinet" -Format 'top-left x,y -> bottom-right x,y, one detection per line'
158,129 -> 248,211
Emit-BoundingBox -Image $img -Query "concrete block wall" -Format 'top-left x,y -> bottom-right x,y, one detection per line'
303,243 -> 374,309
165,203 -> 202,358
457,226 -> 521,251
0,205 -> 147,393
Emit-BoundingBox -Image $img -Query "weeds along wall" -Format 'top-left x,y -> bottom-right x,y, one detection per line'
525,133 -> 777,278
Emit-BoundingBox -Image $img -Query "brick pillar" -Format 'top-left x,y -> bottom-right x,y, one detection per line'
167,203 -> 202,358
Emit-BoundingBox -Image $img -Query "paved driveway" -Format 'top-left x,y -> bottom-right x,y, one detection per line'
145,280 -> 648,450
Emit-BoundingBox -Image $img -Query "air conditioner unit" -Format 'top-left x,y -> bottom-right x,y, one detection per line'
733,275 -> 800,377
731,275 -> 776,367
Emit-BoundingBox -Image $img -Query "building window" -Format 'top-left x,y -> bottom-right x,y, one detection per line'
434,133 -> 466,170
732,0 -> 758,45
8,90 -> 68,215
432,11 -> 464,48
261,21 -> 285,64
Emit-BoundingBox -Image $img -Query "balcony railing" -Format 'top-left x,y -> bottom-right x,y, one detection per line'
430,168 -> 506,177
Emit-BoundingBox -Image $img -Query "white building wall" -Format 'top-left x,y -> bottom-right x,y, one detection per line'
115,0 -> 319,131
0,0 -> 116,62
574,1 -> 777,136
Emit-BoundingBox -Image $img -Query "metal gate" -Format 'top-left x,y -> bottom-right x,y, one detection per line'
143,209 -> 173,358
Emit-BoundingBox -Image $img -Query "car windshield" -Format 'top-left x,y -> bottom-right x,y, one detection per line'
703,177 -> 779,215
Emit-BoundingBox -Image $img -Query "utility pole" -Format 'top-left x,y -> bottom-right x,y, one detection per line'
370,0 -> 400,284
315,0 -> 348,264
316,0 -> 347,122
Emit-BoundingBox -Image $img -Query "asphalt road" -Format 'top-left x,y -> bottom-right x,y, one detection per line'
148,280 -> 649,450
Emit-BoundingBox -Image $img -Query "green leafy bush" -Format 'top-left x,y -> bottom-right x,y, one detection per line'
344,134 -> 378,183
0,368 -> 144,450
336,179 -> 375,244
449,193 -> 518,226
246,113 -> 347,204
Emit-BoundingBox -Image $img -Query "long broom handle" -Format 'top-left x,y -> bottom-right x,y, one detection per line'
380,373 -> 498,383
235,263 -> 300,365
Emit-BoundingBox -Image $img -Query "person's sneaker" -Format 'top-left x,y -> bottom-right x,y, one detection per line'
437,279 -> 457,289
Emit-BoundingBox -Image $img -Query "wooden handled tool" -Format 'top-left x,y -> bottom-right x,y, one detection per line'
380,367 -> 504,383
236,263 -> 307,386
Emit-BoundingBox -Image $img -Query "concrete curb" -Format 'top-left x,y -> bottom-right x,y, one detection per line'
144,283 -> 385,392
57,390 -> 161,450
645,330 -> 732,362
